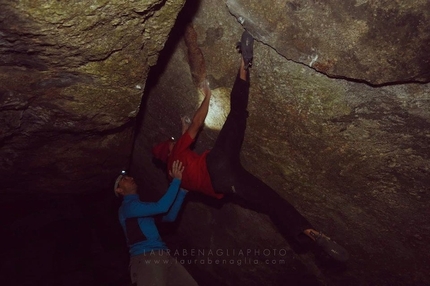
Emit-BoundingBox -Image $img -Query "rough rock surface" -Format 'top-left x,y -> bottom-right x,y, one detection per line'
0,0 -> 185,194
226,0 -> 430,85
1,0 -> 429,285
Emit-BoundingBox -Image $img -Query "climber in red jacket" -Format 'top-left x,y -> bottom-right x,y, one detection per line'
152,31 -> 348,262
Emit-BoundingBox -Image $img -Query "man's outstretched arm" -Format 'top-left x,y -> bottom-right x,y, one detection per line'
186,80 -> 211,139
161,188 -> 188,222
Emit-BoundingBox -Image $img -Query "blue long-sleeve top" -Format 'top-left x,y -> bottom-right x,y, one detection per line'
118,178 -> 187,256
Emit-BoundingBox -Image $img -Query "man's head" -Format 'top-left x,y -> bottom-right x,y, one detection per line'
114,172 -> 138,197
152,137 -> 175,163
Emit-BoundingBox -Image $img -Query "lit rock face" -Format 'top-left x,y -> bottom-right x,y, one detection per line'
0,0 -> 185,193
134,1 -> 430,285
226,0 -> 430,85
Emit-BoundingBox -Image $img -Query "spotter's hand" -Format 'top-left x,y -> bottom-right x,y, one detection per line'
169,160 -> 185,180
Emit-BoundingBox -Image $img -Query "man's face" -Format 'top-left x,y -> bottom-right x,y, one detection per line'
117,175 -> 138,195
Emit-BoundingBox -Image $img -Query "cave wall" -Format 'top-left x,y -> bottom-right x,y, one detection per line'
1,1 -> 186,285
133,0 -> 430,285
0,0 -> 186,194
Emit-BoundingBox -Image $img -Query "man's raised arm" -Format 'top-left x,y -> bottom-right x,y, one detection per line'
186,80 -> 211,139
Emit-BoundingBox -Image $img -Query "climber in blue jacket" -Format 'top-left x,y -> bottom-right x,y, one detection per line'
114,160 -> 198,286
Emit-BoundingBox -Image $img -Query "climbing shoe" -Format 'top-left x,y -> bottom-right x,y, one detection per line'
236,30 -> 254,69
314,232 -> 349,262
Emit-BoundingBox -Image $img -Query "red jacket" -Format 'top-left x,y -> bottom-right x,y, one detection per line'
167,132 -> 224,199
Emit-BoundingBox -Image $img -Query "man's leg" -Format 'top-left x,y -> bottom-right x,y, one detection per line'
129,252 -> 168,286
211,31 -> 252,160
232,167 -> 349,262
166,254 -> 198,286
213,57 -> 250,160
206,57 -> 250,193
233,167 -> 314,240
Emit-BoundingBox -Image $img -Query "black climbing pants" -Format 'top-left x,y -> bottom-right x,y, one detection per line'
206,70 -> 314,241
